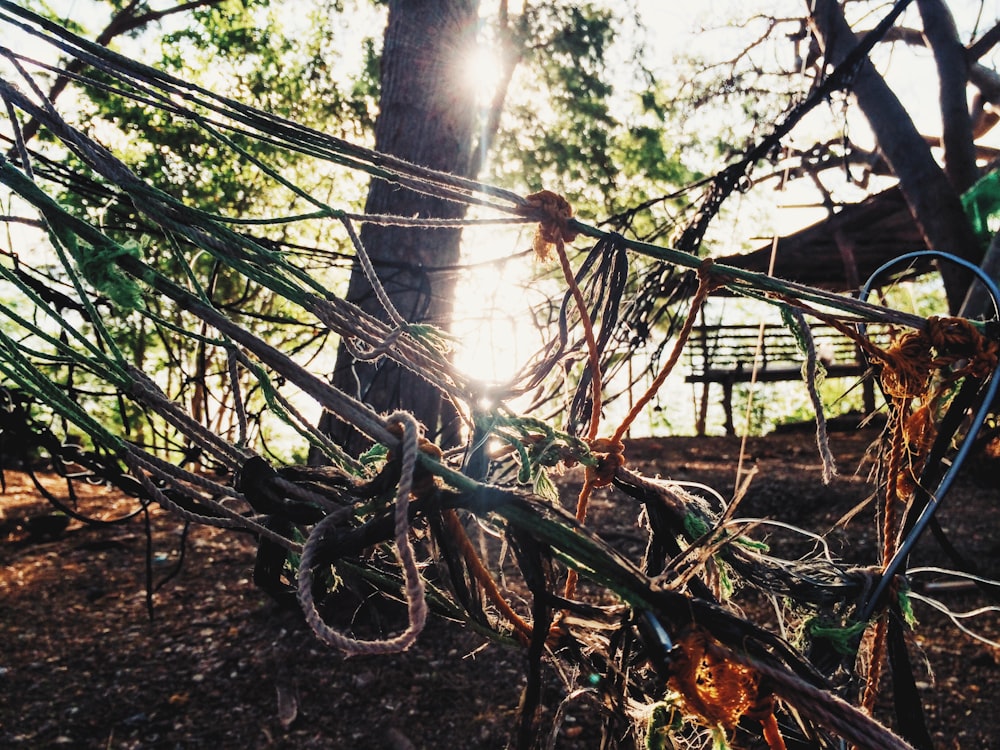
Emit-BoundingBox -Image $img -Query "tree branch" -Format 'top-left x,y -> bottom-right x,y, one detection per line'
917,0 -> 978,191
809,0 -> 982,311
10,0 -> 225,150
968,20 -> 1000,62
675,0 -> 916,255
468,0 -> 522,178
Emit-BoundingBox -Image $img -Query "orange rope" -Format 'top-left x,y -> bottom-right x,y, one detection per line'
521,190 -> 612,601
759,709 -> 789,750
861,617 -> 888,715
522,190 -> 601,440
612,260 -> 721,444
441,508 -> 533,643
556,242 -> 603,441
562,436 -> 626,600
855,315 -> 998,712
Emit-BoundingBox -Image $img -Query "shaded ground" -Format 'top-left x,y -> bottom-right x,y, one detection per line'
1,428 -> 998,749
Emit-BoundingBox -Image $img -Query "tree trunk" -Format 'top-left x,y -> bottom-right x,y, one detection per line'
318,0 -> 480,457
916,0 -> 978,191
808,0 -> 983,312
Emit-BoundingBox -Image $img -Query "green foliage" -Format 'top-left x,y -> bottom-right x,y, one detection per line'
484,1 -> 698,225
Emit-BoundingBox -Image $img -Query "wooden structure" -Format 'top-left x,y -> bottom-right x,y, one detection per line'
715,186 -> 931,292
685,322 -> 875,435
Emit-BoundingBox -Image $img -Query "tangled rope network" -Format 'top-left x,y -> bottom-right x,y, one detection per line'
2,5 -> 999,750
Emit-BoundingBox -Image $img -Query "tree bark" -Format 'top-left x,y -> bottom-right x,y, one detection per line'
319,0 -> 480,457
808,0 -> 983,312
916,0 -> 978,191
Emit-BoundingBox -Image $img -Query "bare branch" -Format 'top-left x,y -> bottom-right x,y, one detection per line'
970,62 -> 1000,104
968,20 -> 1000,61
809,0 -> 982,311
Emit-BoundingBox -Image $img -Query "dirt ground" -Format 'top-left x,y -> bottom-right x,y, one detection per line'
1,426 -> 998,749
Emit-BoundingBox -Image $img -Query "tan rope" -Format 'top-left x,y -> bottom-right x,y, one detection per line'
296,411 -> 428,655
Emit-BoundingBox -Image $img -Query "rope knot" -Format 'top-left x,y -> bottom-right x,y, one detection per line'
585,437 -> 625,488
877,328 -> 933,399
877,316 -> 999,399
523,189 -> 577,261
926,315 -> 999,378
386,417 -> 441,497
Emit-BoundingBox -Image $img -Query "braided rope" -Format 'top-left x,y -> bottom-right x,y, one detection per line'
127,446 -> 244,502
343,327 -> 405,362
226,348 -> 248,448
788,308 -> 838,483
268,475 -> 351,513
125,366 -> 250,466
747,653 -> 916,750
308,299 -> 464,398
339,215 -> 408,330
297,411 -> 428,655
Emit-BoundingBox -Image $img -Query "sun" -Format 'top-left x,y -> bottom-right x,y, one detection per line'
451,224 -> 542,388
459,43 -> 506,108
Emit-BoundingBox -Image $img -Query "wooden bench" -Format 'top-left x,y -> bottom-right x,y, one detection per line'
685,323 -> 874,434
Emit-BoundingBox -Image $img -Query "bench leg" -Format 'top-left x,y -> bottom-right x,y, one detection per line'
696,382 -> 710,436
722,380 -> 735,436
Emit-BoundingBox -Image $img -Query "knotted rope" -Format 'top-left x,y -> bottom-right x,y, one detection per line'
565,261 -> 721,601
857,315 -> 999,712
522,189 -> 578,261
612,259 -> 723,444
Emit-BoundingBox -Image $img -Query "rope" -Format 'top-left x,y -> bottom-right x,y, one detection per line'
3,7 -> 996,744
744,650 -> 917,750
441,508 -> 533,642
226,347 -> 248,448
785,307 -> 838,483
521,189 -> 610,603
125,366 -> 250,466
338,214 -> 408,330
296,411 -> 428,655
523,190 -> 602,440
612,259 -> 721,444
122,448 -> 300,550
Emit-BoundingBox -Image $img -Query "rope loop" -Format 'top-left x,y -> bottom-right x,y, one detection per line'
522,189 -> 578,260
297,410 -> 428,656
386,416 -> 441,497
344,327 -> 405,362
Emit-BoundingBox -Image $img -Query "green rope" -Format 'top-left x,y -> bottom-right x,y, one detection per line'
897,587 -> 918,628
806,617 -> 869,655
244,358 -> 363,474
68,235 -> 143,310
0,330 -> 127,452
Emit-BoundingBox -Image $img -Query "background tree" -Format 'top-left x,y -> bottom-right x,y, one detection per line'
319,0 -> 679,454
319,0 -> 480,455
617,0 -> 1000,343
11,0 -> 680,455
6,0 -> 999,446
807,0 -> 983,311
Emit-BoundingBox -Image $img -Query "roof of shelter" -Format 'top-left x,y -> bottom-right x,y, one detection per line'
714,186 -> 932,292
